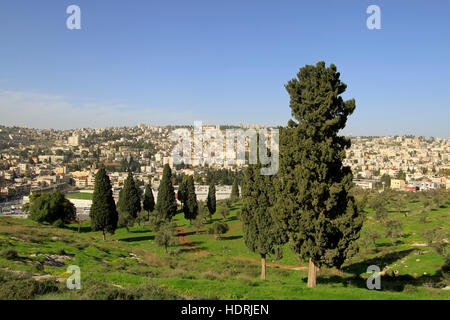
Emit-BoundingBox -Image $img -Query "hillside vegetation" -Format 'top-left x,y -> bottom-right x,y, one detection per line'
0,190 -> 449,300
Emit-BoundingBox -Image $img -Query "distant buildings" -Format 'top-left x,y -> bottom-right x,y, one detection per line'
68,133 -> 80,146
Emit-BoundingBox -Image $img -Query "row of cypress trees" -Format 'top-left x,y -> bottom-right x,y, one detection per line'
90,167 -> 158,240
89,163 -> 219,239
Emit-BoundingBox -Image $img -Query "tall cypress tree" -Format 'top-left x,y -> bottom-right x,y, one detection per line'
183,176 -> 198,223
143,183 -> 155,220
206,183 -> 216,220
90,167 -> 118,240
273,62 -> 364,287
242,163 -> 284,280
117,171 -> 142,231
231,178 -> 240,201
156,164 -> 177,221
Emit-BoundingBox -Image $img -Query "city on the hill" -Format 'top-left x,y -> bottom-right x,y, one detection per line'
0,124 -> 449,215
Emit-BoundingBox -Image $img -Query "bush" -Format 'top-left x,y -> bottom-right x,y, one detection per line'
208,222 -> 229,240
219,205 -> 229,220
403,284 -> 418,293
0,249 -> 19,260
77,280 -> 183,300
0,270 -> 60,300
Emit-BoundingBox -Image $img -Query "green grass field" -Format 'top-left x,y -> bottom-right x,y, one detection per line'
0,192 -> 449,300
65,192 -> 93,200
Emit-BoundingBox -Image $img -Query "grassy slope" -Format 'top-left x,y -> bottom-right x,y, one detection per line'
65,192 -> 93,200
0,196 -> 449,300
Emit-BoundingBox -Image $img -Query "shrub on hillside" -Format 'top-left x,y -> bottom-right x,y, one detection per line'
219,205 -> 229,220
0,270 -> 60,300
77,280 -> 183,300
208,222 -> 229,240
403,284 -> 418,293
0,249 -> 19,260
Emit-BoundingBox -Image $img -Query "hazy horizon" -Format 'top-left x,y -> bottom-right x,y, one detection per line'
1,1 -> 449,137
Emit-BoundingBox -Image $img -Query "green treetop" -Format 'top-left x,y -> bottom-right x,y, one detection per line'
90,167 -> 118,240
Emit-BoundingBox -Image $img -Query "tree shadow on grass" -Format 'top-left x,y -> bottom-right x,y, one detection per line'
226,216 -> 238,222
67,225 -> 91,233
119,235 -> 154,242
129,229 -> 151,234
316,271 -> 445,292
221,235 -> 242,241
204,217 -> 223,225
343,249 -> 415,275
178,230 -> 199,237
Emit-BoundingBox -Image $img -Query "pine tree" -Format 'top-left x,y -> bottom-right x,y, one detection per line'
231,178 -> 240,201
117,171 -> 142,231
242,163 -> 285,280
206,183 -> 216,221
143,183 -> 155,221
273,62 -> 364,287
183,176 -> 198,223
90,167 -> 118,240
156,164 -> 177,221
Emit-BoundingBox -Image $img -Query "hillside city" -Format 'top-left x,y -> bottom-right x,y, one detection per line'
0,124 -> 449,215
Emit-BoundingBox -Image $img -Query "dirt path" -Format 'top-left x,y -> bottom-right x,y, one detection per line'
176,227 -> 212,256
176,226 -> 308,271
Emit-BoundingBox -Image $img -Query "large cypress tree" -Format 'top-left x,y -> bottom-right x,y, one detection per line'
156,164 -> 177,221
117,171 -> 142,231
183,176 -> 198,223
206,183 -> 216,220
242,163 -> 284,280
90,167 -> 118,240
231,178 -> 240,201
273,62 -> 364,287
143,183 -> 155,220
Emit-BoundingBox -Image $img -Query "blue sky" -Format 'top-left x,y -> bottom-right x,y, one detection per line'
0,0 -> 449,137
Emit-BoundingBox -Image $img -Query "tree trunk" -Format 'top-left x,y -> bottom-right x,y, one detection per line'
261,254 -> 266,281
77,220 -> 81,233
102,231 -> 106,241
307,258 -> 318,288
